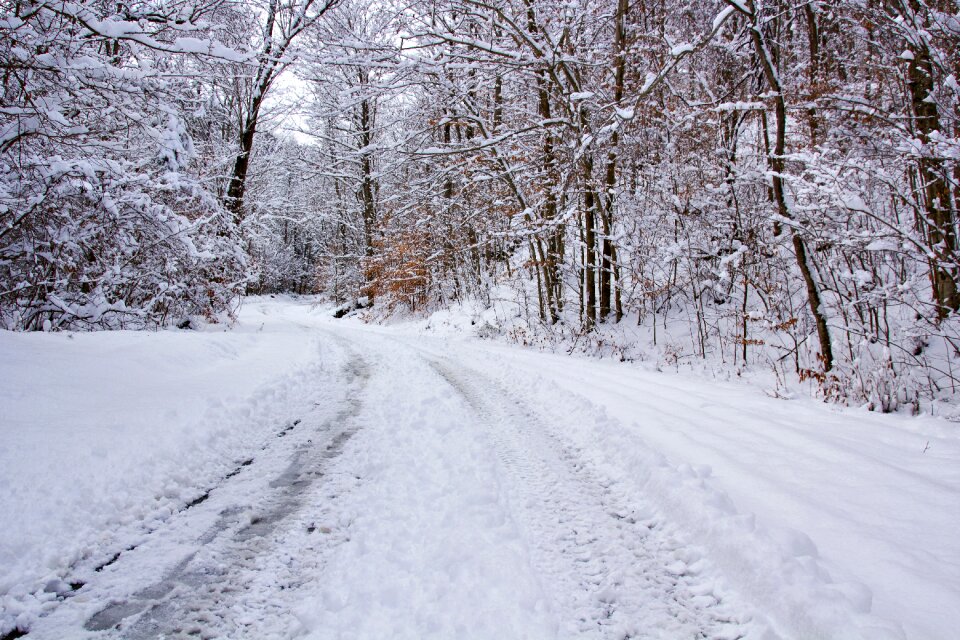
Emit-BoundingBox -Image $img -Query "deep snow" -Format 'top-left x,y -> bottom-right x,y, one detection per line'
1,297 -> 958,639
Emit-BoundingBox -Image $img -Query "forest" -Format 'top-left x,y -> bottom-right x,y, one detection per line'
2,0 -> 959,412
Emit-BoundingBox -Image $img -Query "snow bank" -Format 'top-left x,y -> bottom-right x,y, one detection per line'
0,297 -> 330,634
416,336 -> 959,640
361,304 -> 960,640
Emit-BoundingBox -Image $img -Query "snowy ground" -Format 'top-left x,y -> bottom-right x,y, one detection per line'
1,297 -> 957,639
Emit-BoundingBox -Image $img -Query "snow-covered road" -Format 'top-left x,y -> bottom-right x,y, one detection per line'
2,298 -> 957,639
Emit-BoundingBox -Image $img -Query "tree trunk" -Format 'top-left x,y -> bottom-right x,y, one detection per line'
903,17 -> 959,319
226,120 -> 257,225
583,156 -> 598,329
599,0 -> 628,323
733,0 -> 834,371
358,81 -> 377,259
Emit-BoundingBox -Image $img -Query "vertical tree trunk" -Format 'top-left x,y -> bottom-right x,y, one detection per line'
358,74 -> 378,259
803,4 -> 821,147
225,120 -> 257,225
537,73 -> 561,323
583,156 -> 598,329
901,9 -> 959,319
224,0 -> 277,224
524,2 -> 561,324
221,0 -> 334,226
599,0 -> 628,323
598,211 -> 613,321
732,0 -> 834,371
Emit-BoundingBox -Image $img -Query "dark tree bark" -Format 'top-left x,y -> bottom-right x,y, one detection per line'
583,155 -> 598,329
357,71 -> 377,258
224,0 -> 337,223
599,0 -> 628,323
896,0 -> 960,320
728,0 -> 835,371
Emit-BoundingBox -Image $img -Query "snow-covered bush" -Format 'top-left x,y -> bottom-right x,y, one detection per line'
0,0 -> 247,330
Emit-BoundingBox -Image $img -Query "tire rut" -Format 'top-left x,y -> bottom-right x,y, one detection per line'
80,357 -> 369,639
429,357 -> 752,640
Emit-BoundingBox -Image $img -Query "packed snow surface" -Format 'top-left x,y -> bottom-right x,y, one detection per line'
1,297 -> 957,639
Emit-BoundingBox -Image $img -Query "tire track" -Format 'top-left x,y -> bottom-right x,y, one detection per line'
25,352 -> 368,640
89,356 -> 368,639
429,356 -> 752,640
